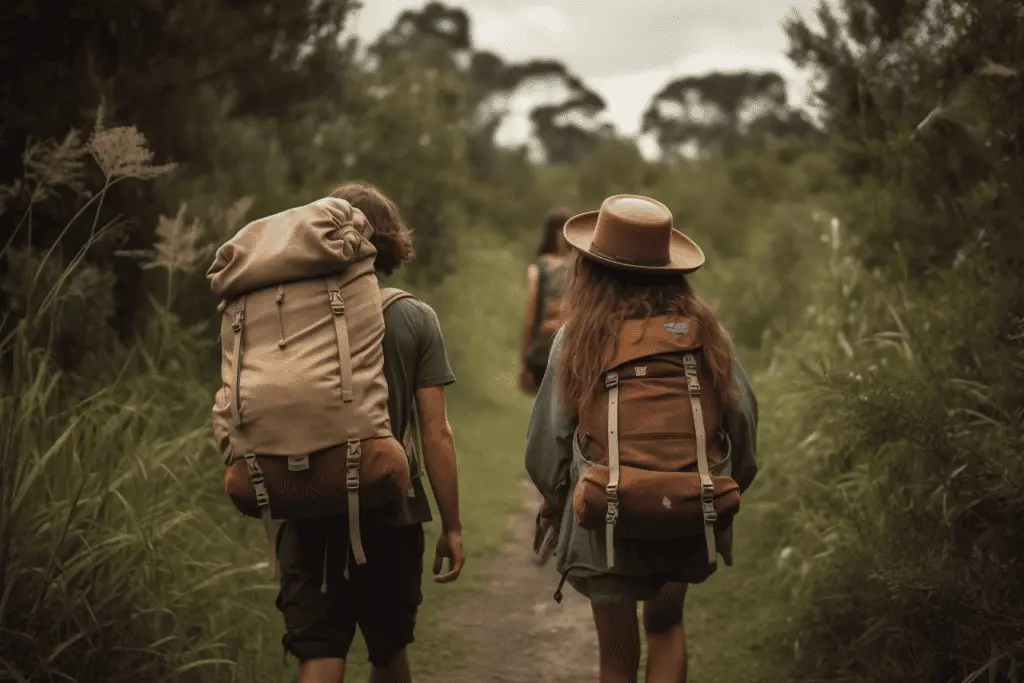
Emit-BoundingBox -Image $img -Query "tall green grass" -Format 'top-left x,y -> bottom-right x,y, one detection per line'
684,219 -> 1024,682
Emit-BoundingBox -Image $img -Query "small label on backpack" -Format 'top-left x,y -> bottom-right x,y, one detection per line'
663,321 -> 689,335
288,455 -> 310,472
635,366 -> 647,377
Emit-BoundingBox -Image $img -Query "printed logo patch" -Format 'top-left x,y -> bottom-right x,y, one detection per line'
663,321 -> 690,335
635,366 -> 648,377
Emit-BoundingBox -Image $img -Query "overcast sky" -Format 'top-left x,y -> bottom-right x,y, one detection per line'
349,0 -> 821,146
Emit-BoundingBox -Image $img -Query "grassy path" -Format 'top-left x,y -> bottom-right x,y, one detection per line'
423,480 -> 599,683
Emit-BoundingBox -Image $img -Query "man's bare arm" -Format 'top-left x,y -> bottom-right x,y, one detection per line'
415,385 -> 461,532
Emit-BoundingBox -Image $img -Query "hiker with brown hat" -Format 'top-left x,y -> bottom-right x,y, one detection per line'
211,183 -> 465,683
525,195 -> 759,682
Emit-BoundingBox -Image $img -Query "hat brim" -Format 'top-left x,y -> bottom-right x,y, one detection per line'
562,210 -> 705,273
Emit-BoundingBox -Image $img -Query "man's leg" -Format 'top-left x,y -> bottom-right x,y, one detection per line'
591,599 -> 642,683
642,582 -> 688,683
368,649 -> 410,683
276,518 -> 359,683
355,523 -> 425,683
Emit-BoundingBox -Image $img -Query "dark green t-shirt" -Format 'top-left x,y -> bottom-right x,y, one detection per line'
378,275 -> 456,526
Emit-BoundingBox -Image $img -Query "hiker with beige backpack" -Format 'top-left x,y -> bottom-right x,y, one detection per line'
525,195 -> 759,683
208,183 -> 464,683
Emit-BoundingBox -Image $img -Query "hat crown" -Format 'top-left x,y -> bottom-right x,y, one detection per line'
606,196 -> 670,224
562,193 -> 705,273
590,195 -> 673,266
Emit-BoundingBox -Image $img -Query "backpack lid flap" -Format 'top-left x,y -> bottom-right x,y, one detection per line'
602,315 -> 703,372
208,197 -> 376,299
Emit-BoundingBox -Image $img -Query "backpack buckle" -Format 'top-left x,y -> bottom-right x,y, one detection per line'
605,499 -> 619,524
345,439 -> 361,491
701,482 -> 717,522
702,502 -> 718,523
605,483 -> 619,523
604,372 -> 619,389
231,306 -> 245,333
329,290 -> 345,316
700,481 -> 715,503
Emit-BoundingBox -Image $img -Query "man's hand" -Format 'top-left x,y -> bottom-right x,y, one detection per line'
432,529 -> 465,584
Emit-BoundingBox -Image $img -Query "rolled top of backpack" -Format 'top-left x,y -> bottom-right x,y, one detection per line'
207,197 -> 378,299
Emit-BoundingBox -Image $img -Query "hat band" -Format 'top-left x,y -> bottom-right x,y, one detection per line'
588,242 -> 669,267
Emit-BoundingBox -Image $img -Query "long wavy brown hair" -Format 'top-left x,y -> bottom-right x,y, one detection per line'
557,251 -> 738,417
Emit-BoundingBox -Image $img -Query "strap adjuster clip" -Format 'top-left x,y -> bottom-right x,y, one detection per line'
329,290 -> 346,315
700,482 -> 715,503
604,372 -> 619,389
231,306 -> 244,333
605,499 -> 619,524
701,482 -> 717,522
345,439 -> 361,490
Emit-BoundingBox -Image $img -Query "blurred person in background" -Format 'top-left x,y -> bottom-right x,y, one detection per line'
520,206 -> 573,566
520,207 -> 573,395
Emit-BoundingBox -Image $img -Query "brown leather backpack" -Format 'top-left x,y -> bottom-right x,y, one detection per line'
209,197 -> 412,577
572,314 -> 741,569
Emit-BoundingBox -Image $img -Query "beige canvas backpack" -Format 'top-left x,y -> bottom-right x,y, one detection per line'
209,197 -> 411,578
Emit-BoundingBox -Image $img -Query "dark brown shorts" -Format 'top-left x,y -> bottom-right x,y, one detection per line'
275,516 -> 425,666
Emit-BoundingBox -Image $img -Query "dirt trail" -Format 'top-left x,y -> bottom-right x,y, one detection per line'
429,480 -> 599,682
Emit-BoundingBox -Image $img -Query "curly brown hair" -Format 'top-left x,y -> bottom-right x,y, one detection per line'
329,182 -> 414,275
557,251 -> 738,417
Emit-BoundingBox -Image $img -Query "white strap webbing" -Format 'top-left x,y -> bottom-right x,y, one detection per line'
683,353 -> 717,564
605,372 -> 620,569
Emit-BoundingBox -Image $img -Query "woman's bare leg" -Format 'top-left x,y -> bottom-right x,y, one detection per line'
591,599 -> 642,683
642,582 -> 688,683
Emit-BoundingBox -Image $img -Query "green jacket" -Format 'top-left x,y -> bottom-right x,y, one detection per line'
524,328 -> 759,583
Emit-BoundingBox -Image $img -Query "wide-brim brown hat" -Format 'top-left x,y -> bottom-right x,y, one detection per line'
563,194 -> 704,273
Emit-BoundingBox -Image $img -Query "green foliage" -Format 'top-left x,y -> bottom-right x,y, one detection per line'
728,1 -> 1024,681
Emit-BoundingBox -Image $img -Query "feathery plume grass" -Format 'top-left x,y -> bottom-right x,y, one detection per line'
23,130 -> 87,202
145,203 -> 210,275
210,195 -> 257,237
87,126 -> 177,181
118,204 -> 209,275
86,104 -> 175,183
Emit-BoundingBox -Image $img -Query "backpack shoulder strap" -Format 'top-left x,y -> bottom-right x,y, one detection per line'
381,286 -> 416,312
682,352 -> 718,566
379,285 -> 424,491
